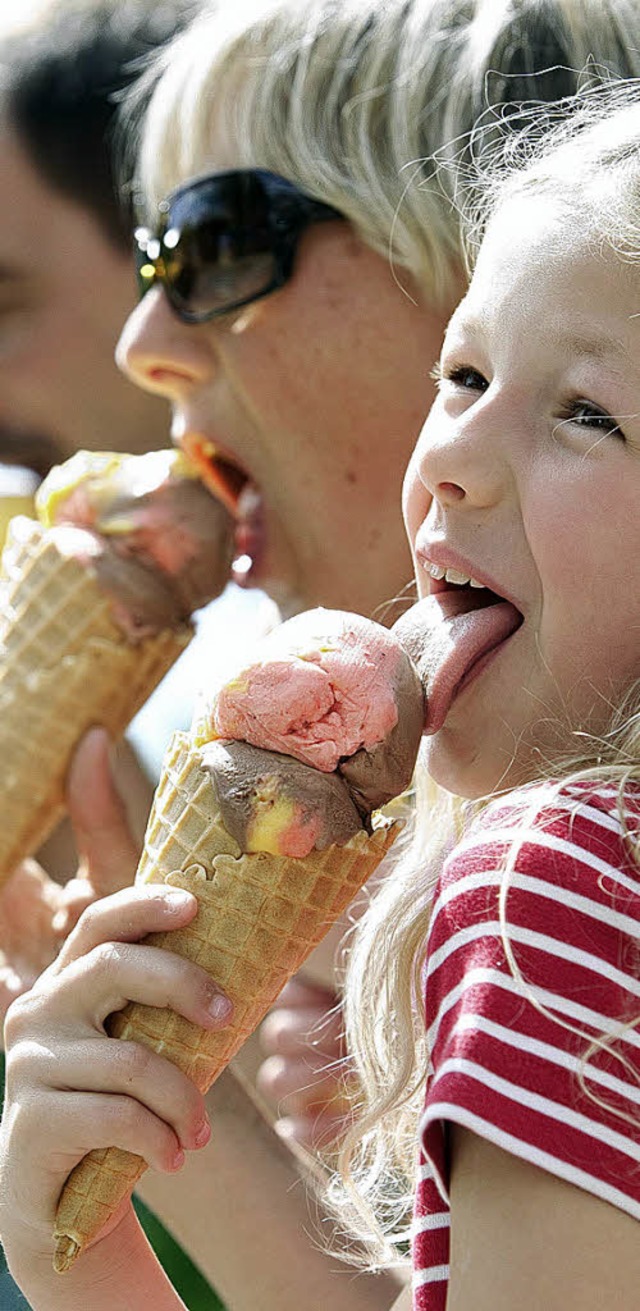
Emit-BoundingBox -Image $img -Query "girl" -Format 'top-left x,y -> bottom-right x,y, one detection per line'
4,0 -> 640,1170
4,81 -> 640,1310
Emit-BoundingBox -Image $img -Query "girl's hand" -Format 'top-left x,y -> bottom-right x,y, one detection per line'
258,977 -> 354,1152
0,727 -> 142,1035
0,858 -> 71,1017
0,884 -> 233,1279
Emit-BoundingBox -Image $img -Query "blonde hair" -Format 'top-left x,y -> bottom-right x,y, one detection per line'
462,78 -> 640,266
126,0 -> 640,309
339,83 -> 640,1267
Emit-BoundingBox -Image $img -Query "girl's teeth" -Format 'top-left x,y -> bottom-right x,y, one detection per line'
427,562 -> 485,588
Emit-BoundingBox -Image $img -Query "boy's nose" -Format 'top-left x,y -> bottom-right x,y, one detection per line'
116,286 -> 216,400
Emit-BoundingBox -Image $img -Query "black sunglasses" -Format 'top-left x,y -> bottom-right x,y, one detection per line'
134,168 -> 344,324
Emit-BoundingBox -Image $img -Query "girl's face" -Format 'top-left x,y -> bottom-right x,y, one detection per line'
118,157 -> 452,620
403,194 -> 640,798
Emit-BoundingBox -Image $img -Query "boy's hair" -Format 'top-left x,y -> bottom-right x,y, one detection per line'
131,0 -> 640,307
0,0 -> 199,249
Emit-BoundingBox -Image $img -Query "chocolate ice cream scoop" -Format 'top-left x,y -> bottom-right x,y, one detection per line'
200,739 -> 364,856
338,626 -> 424,818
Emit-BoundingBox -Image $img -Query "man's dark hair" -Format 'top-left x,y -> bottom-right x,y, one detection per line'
0,0 -> 199,249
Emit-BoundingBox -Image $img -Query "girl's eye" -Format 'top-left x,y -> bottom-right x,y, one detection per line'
560,399 -> 625,440
431,362 -> 489,394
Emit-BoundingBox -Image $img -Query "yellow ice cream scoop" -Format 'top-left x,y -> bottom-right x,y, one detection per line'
0,466 -> 39,549
35,447 -> 198,529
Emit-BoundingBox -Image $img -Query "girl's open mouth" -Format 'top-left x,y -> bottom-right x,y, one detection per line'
393,577 -> 523,733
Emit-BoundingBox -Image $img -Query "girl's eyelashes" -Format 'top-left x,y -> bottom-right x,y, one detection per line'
430,360 -> 489,393
558,398 -> 625,441
430,361 -> 625,443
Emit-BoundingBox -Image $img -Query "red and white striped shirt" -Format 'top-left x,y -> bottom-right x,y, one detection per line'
412,780 -> 640,1309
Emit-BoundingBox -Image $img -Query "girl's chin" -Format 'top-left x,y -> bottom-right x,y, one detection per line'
422,733 -> 526,801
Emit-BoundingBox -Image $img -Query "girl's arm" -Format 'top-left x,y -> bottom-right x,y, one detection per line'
4,1207 -> 190,1311
0,885 -> 232,1310
0,884 -> 403,1311
448,1128 -> 640,1310
137,1063 -> 405,1311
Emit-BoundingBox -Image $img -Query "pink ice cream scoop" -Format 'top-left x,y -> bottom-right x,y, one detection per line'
213,609 -> 417,770
37,449 -> 234,640
200,608 -> 425,855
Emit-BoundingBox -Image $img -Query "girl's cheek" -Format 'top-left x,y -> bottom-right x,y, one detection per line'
402,453 -> 431,547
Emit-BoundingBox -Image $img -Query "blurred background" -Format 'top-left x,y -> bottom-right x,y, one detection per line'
0,467 -> 275,1309
0,0 -> 277,1300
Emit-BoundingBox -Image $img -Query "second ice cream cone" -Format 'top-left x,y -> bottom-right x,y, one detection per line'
0,519 -> 191,885
53,730 -> 400,1272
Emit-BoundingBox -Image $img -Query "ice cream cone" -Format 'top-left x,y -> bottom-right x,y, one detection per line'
0,518 -> 191,885
53,729 -> 400,1272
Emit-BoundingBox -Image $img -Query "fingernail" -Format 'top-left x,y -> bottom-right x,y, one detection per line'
162,890 -> 195,912
194,1118 -> 211,1149
207,993 -> 233,1025
171,1148 -> 185,1171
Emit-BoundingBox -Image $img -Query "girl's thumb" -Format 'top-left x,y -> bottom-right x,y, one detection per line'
67,727 -> 140,896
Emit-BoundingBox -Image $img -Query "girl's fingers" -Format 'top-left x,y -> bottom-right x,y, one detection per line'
51,876 -> 98,939
16,1089 -> 189,1178
260,1002 -> 345,1059
274,1108 -> 349,1153
53,884 -> 200,967
272,976 -> 339,1008
67,727 -> 140,896
9,1036 -> 210,1155
44,938 -> 233,1033
257,1053 -> 349,1115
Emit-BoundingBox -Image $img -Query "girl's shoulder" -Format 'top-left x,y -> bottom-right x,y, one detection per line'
467,776 -> 640,851
444,776 -> 640,911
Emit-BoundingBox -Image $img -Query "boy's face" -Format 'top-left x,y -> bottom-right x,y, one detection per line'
403,194 -> 640,798
0,127 -> 169,477
118,216 -> 448,620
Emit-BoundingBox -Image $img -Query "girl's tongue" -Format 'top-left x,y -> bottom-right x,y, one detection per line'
392,590 -> 522,734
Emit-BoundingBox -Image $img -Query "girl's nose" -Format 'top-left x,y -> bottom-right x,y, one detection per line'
116,286 -> 215,400
413,401 -> 509,512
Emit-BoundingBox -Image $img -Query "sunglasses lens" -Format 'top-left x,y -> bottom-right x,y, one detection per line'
134,229 -> 158,299
167,236 -> 276,318
162,174 -> 280,318
138,170 -> 340,322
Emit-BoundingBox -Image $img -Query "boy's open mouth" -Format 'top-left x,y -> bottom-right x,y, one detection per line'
180,432 -> 249,517
178,433 -> 264,585
393,573 -> 523,734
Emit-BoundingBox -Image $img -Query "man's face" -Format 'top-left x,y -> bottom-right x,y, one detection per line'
0,126 -> 170,478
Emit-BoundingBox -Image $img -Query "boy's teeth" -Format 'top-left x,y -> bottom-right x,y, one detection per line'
427,563 -> 485,588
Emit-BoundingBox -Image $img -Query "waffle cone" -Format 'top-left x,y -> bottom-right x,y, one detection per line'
0,518 -> 191,884
53,730 -> 400,1272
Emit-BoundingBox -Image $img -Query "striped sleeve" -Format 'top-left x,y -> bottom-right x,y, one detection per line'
412,781 -> 640,1307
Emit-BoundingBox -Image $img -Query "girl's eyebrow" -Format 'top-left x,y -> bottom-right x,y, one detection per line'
448,313 -> 631,371
563,332 -> 624,362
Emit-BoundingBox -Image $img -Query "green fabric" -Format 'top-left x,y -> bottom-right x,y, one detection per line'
0,1052 -> 226,1310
